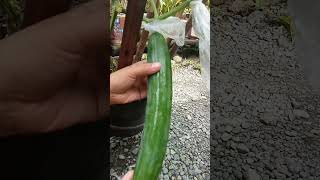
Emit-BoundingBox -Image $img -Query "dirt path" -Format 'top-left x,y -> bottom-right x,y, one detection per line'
211,0 -> 320,179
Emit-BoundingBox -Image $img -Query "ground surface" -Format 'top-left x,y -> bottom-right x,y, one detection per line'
211,0 -> 320,180
110,59 -> 210,179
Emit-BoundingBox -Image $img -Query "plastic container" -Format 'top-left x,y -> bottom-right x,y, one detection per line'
110,99 -> 147,137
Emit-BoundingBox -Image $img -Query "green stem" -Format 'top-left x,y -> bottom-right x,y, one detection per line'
157,0 -> 192,20
150,0 -> 159,18
143,17 -> 152,23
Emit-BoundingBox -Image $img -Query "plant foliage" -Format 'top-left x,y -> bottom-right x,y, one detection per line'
0,0 -> 22,33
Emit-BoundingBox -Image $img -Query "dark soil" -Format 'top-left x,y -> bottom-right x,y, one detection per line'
211,0 -> 320,180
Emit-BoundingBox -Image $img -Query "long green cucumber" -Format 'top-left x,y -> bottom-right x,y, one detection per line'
133,32 -> 172,180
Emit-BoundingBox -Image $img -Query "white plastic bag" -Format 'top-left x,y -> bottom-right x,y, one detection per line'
142,17 -> 186,46
142,1 -> 210,90
190,0 -> 210,90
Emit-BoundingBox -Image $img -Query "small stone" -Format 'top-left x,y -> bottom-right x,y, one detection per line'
230,141 -> 237,150
225,125 -> 233,132
118,154 -> 125,160
174,154 -> 179,160
221,133 -> 232,141
173,55 -> 182,63
222,172 -> 230,179
293,109 -> 310,119
285,130 -> 297,137
310,129 -> 320,135
180,170 -> 185,175
299,171 -> 308,178
163,167 -> 169,174
307,104 -> 315,111
291,99 -> 301,108
232,136 -> 240,142
232,126 -> 241,134
288,110 -> 295,121
246,168 -> 261,180
237,143 -> 250,153
248,10 -> 265,25
124,148 -> 128,152
277,36 -> 289,48
246,158 -> 254,163
187,115 -> 192,120
259,113 -> 275,125
211,140 -> 218,146
194,167 -> 202,174
287,159 -> 302,173
234,169 -> 243,179
232,99 -> 240,106
163,175 -> 170,180
132,147 -> 139,155
171,149 -> 175,154
241,122 -> 250,129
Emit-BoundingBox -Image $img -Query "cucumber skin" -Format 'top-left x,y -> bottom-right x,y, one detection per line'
133,32 -> 172,180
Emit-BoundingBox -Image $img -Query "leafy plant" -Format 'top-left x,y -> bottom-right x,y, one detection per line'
159,0 -> 185,14
255,0 -> 265,10
278,15 -> 294,40
144,0 -> 192,22
0,0 -> 23,33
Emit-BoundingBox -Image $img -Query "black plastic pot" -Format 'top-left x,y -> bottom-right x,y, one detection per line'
110,98 -> 147,137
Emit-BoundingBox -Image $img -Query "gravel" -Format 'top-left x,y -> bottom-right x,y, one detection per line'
211,0 -> 320,179
110,59 -> 210,179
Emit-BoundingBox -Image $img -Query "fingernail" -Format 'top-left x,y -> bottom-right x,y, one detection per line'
151,62 -> 161,69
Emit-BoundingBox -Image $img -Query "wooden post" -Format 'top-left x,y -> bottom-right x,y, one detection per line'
117,0 -> 147,69
133,12 -> 152,63
133,0 -> 161,63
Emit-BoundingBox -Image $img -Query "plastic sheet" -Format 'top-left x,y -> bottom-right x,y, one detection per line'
190,0 -> 210,90
143,0 -> 210,90
142,17 -> 186,46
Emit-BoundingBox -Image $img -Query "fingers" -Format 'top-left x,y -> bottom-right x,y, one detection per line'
129,62 -> 161,78
135,60 -> 147,64
122,170 -> 134,180
17,0 -> 107,54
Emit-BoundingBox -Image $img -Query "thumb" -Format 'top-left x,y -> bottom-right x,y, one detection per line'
129,62 -> 161,78
122,170 -> 134,180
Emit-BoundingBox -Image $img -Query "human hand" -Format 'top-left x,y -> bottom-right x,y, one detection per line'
122,170 -> 134,180
0,0 -> 107,136
110,60 -> 161,105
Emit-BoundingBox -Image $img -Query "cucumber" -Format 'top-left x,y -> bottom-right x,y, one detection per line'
133,32 -> 172,180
